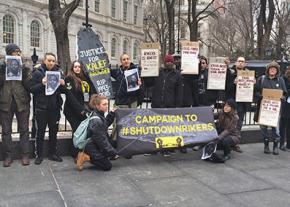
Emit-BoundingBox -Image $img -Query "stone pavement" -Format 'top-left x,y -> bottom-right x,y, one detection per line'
1,143 -> 290,207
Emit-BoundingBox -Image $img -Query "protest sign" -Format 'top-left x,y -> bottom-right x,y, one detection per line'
181,41 -> 199,75
77,28 -> 113,98
207,57 -> 227,90
235,70 -> 255,102
140,42 -> 160,77
5,55 -> 22,81
116,107 -> 218,157
258,89 -> 283,127
124,68 -> 140,92
45,71 -> 60,95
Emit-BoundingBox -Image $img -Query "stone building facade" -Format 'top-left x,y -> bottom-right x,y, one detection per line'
0,0 -> 144,66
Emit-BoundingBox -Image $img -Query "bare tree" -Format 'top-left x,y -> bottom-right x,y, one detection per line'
164,0 -> 175,54
257,0 -> 275,59
48,0 -> 80,72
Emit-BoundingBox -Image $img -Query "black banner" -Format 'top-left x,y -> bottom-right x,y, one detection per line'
116,107 -> 218,157
77,28 -> 113,98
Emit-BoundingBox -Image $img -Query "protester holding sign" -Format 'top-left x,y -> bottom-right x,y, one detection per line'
77,94 -> 118,171
279,67 -> 290,151
215,99 -> 241,161
30,53 -> 65,165
0,43 -> 31,167
64,60 -> 95,160
111,54 -> 144,108
197,56 -> 217,107
255,61 -> 287,155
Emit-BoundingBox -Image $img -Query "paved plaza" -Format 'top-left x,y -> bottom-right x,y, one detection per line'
1,143 -> 290,207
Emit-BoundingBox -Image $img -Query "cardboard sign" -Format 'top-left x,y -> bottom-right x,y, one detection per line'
258,89 -> 283,127
140,42 -> 160,77
207,57 -> 227,90
181,41 -> 199,75
235,70 -> 255,102
77,28 -> 113,98
116,107 -> 218,157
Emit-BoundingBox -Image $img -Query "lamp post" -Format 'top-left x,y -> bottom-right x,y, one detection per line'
177,0 -> 181,54
82,0 -> 92,28
31,48 -> 38,67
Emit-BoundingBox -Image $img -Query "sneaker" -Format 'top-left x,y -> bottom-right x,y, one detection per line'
48,154 -> 63,162
223,155 -> 231,161
162,151 -> 171,157
21,155 -> 30,166
232,145 -> 243,153
34,156 -> 43,165
76,152 -> 90,171
279,146 -> 287,151
3,157 -> 13,167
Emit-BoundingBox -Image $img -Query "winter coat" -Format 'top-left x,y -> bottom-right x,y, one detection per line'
182,74 -> 199,107
280,76 -> 290,118
216,111 -> 241,144
197,68 -> 217,106
30,63 -> 64,110
86,109 -> 117,159
150,67 -> 183,108
110,63 -> 144,106
0,60 -> 31,112
255,63 -> 287,118
64,75 -> 95,118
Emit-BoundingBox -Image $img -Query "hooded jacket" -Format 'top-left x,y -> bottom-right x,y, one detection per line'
0,60 -> 31,112
30,63 -> 64,110
151,64 -> 183,108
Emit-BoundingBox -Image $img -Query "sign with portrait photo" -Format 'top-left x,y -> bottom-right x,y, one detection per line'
181,41 -> 199,75
46,71 -> 60,96
5,55 -> 22,81
207,57 -> 227,90
124,68 -> 140,92
140,42 -> 160,77
235,70 -> 255,102
258,89 -> 283,127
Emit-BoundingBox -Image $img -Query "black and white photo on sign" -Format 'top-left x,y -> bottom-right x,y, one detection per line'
5,55 -> 22,81
124,68 -> 140,92
46,71 -> 60,95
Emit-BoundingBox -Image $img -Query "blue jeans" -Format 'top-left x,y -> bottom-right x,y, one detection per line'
260,125 -> 280,141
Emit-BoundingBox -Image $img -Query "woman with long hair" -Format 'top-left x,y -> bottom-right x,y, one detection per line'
64,60 -> 95,160
216,99 -> 241,160
76,94 -> 118,171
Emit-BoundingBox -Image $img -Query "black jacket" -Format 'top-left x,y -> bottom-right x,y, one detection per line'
86,109 -> 117,159
280,76 -> 290,118
64,75 -> 95,118
30,63 -> 64,110
150,67 -> 183,108
182,74 -> 199,107
110,63 -> 144,106
197,68 -> 217,106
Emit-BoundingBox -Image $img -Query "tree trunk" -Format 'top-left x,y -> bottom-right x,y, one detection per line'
164,0 -> 175,54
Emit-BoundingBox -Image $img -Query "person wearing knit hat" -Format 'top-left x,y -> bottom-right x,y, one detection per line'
255,61 -> 287,155
0,44 -> 31,167
164,54 -> 174,64
5,43 -> 21,56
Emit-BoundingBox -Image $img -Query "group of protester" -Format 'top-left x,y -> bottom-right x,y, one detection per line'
0,43 -> 289,171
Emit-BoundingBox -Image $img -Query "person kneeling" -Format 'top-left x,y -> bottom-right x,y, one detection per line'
216,99 -> 241,161
77,95 -> 118,171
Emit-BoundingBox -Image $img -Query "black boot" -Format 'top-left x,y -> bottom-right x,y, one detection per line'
273,140 -> 279,155
264,139 -> 271,154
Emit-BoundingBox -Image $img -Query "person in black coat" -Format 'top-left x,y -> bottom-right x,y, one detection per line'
30,53 -> 65,165
64,60 -> 95,159
279,67 -> 290,150
150,54 -> 183,108
110,54 -> 143,108
197,56 -> 217,107
76,94 -> 118,171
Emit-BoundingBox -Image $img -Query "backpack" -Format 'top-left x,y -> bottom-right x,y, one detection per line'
73,112 -> 100,149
